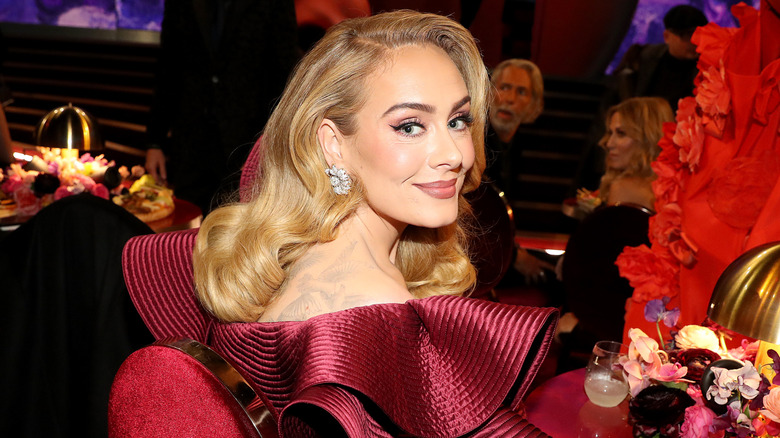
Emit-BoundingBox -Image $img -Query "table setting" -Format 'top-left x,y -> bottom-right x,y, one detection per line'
526,287 -> 780,438
0,147 -> 200,233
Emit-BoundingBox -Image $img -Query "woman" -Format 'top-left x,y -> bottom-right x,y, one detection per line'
596,96 -> 674,211
557,97 -> 672,370
126,11 -> 557,437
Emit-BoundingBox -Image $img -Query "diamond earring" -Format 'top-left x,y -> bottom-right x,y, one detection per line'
325,164 -> 351,195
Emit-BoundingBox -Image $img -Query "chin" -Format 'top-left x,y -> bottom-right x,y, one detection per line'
414,207 -> 459,229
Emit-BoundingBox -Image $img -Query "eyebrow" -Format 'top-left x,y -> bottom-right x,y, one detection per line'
381,95 -> 471,117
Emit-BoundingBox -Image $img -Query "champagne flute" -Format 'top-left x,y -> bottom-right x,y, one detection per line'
583,340 -> 628,407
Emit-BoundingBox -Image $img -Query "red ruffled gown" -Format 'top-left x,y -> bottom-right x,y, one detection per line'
620,2 -> 780,345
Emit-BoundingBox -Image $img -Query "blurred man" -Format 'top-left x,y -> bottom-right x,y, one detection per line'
485,58 -> 543,194
488,58 -> 544,144
613,4 -> 708,111
485,59 -> 552,283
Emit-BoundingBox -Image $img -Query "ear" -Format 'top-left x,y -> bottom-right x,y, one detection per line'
317,118 -> 345,167
662,29 -> 672,45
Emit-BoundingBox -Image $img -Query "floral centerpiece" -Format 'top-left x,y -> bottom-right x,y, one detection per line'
620,298 -> 780,437
0,148 -> 140,216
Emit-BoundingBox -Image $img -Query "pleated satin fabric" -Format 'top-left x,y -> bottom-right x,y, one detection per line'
122,230 -> 558,437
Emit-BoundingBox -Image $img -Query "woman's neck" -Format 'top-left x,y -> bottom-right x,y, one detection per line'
343,204 -> 405,264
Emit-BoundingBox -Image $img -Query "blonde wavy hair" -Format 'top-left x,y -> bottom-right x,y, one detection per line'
193,10 -> 490,323
598,97 -> 674,202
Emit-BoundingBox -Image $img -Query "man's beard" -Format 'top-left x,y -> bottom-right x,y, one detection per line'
490,106 -> 522,139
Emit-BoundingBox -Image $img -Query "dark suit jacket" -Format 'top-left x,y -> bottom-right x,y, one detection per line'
613,43 -> 698,111
147,0 -> 299,212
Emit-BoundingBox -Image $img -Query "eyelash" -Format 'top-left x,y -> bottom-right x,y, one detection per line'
390,113 -> 473,137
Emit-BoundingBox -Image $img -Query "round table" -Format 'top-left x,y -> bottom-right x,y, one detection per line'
525,368 -> 634,437
0,197 -> 201,234
146,198 -> 202,233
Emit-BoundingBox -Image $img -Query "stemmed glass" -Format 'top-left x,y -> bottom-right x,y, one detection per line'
583,340 -> 629,407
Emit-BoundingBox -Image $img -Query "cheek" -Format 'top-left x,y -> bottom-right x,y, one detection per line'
461,138 -> 476,170
364,139 -> 422,179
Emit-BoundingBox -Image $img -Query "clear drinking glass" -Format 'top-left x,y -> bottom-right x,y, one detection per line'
583,340 -> 629,408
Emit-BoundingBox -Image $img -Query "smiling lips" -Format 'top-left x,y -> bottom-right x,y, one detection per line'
414,179 -> 458,199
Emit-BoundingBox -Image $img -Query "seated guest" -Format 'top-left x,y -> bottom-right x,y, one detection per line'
485,58 -> 543,194
612,4 -> 708,112
123,11 -> 558,437
485,58 -> 553,283
556,97 -> 672,370
596,96 -> 674,211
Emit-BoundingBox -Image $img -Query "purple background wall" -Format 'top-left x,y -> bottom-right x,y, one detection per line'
0,0 -> 163,30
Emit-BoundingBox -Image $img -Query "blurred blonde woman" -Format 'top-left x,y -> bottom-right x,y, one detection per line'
129,10 -> 558,436
598,96 -> 674,211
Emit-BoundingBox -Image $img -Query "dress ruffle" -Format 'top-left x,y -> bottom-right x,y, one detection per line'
620,4 -> 780,343
123,230 -> 558,437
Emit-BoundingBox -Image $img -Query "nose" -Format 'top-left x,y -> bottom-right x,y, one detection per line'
430,128 -> 464,170
605,134 -> 616,150
501,89 -> 515,104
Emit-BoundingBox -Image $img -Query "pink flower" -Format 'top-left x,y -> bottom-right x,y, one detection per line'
761,386 -> 780,422
13,185 -> 41,216
680,405 -> 717,438
54,185 -> 74,200
620,329 -> 688,396
71,173 -> 96,191
627,328 -> 660,362
728,340 -> 759,362
90,183 -> 109,199
620,357 -> 652,397
655,362 -> 688,382
0,173 -> 23,194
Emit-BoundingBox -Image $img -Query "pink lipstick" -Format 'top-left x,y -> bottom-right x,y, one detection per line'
414,179 -> 457,199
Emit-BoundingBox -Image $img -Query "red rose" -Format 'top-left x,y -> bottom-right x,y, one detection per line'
671,348 -> 721,382
13,185 -> 42,216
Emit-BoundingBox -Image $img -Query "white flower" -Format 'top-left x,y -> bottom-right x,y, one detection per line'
674,325 -> 720,352
705,362 -> 761,405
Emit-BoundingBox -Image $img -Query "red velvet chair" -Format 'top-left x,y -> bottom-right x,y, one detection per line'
109,338 -> 278,438
108,228 -> 279,437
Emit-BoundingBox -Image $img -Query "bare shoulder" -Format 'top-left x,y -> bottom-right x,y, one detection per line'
607,176 -> 654,210
259,245 -> 412,322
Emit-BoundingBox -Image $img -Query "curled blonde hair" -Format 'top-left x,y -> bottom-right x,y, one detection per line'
193,10 -> 490,322
598,97 -> 673,202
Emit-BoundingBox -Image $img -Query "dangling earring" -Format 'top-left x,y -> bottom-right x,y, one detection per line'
325,164 -> 351,195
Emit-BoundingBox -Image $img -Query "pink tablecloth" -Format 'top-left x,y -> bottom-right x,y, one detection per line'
525,368 -> 633,437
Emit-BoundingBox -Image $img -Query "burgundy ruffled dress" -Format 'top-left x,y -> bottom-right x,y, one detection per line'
619,3 -> 780,343
122,229 -> 558,437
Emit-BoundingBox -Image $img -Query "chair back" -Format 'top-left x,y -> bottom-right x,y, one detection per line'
109,338 -> 278,438
466,182 -> 516,299
0,194 -> 154,437
562,204 -> 652,343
